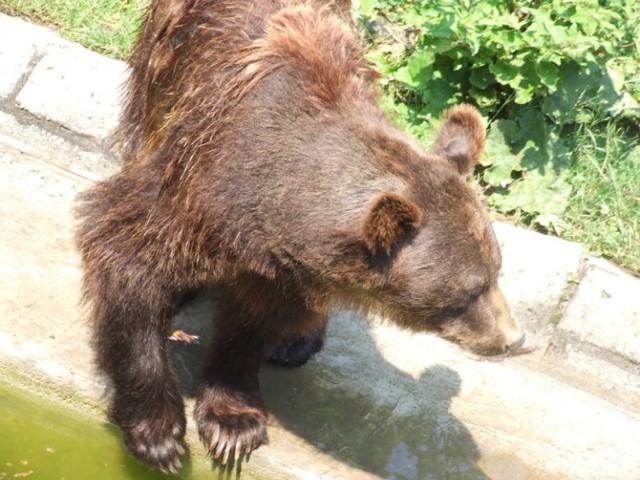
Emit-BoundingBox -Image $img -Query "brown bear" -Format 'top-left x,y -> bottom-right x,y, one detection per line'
75,0 -> 524,473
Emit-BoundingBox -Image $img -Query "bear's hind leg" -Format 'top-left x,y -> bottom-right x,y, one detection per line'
267,316 -> 327,367
195,279 -> 329,465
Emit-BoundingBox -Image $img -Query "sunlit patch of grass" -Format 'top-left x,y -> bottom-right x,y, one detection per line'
563,120 -> 640,274
0,0 -> 147,59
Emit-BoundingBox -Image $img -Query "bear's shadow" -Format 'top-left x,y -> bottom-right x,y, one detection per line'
169,292 -> 489,480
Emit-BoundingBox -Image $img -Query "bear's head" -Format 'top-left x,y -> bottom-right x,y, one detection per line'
356,105 -> 524,356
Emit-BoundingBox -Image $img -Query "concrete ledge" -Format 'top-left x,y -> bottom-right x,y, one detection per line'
16,43 -> 127,140
0,111 -> 117,180
493,222 -> 584,352
559,258 -> 640,363
540,342 -> 640,412
0,14 -> 64,99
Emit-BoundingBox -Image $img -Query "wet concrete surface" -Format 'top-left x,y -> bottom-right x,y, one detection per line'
170,296 -> 493,479
166,291 -> 638,480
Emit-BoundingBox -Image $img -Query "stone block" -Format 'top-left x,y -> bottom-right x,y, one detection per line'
540,342 -> 640,413
492,222 -> 584,350
0,14 -> 62,99
16,43 -> 128,140
559,258 -> 640,362
0,111 -> 118,180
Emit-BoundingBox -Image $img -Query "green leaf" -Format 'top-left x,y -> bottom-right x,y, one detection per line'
469,85 -> 497,110
493,170 -> 572,228
542,62 -> 621,123
482,122 -> 522,187
488,28 -> 524,55
514,85 -> 535,104
359,0 -> 378,18
470,66 -> 493,90
364,51 -> 394,77
483,159 -> 520,188
605,64 -> 625,95
392,48 -> 436,89
607,92 -> 640,119
419,77 -> 461,116
430,14 -> 457,39
497,119 -> 523,145
535,61 -> 560,91
530,9 -> 568,45
489,60 -> 521,85
392,65 -> 415,87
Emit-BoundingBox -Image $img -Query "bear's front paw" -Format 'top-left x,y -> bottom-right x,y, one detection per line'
113,395 -> 187,473
195,385 -> 268,465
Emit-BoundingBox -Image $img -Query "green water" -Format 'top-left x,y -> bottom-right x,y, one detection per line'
0,382 -> 225,480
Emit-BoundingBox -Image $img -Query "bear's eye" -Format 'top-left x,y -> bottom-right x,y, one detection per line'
440,284 -> 487,318
468,284 -> 488,300
443,305 -> 467,318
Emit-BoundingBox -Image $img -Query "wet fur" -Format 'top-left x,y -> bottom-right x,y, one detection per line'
76,0 -> 515,472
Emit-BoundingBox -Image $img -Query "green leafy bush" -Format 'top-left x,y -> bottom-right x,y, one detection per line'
359,0 -> 640,230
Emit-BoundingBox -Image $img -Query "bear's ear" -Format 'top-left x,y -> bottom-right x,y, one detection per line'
362,193 -> 422,255
433,104 -> 486,176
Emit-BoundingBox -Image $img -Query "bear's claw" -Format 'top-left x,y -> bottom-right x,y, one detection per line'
120,412 -> 187,473
195,386 -> 268,467
200,411 -> 267,465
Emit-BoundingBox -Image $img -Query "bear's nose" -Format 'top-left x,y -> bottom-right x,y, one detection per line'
506,333 -> 526,353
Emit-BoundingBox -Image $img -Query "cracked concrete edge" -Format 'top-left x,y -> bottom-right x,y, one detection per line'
492,222 -> 586,364
513,255 -> 640,412
0,41 -> 42,104
542,258 -> 640,410
0,14 -> 63,99
495,230 -> 640,411
541,333 -> 640,413
0,111 -> 118,181
546,256 -> 588,326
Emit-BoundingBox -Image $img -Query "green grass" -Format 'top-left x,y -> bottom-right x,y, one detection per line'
2,0 -> 639,274
0,0 -> 146,59
564,121 -> 640,273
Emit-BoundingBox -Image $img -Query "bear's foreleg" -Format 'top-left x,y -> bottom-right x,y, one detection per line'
91,267 -> 187,473
194,289 -> 269,466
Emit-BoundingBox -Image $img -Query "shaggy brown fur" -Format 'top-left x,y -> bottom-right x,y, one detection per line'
76,0 -> 523,472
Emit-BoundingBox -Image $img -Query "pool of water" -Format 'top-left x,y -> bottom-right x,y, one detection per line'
0,381 -> 233,480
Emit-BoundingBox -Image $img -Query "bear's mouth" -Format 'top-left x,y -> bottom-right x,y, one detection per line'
506,333 -> 527,353
481,344 -> 539,362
